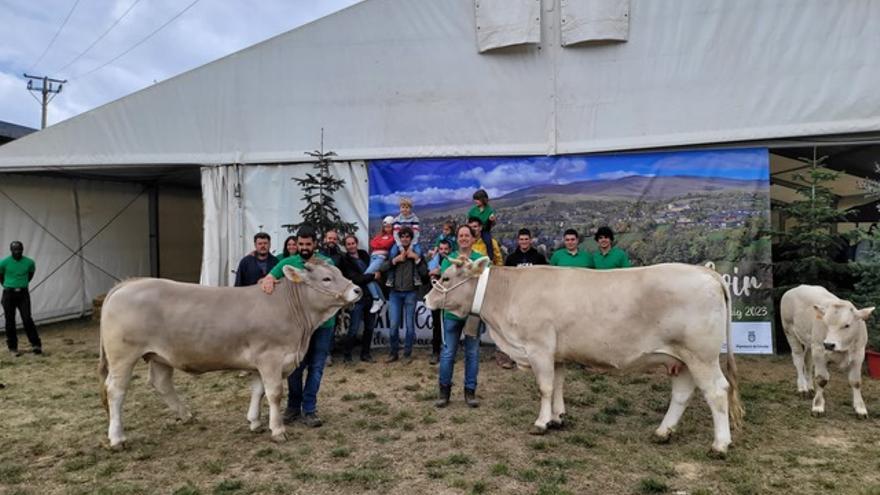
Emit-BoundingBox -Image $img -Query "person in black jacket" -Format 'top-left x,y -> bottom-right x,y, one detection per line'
234,232 -> 279,287
340,235 -> 378,363
504,228 -> 548,267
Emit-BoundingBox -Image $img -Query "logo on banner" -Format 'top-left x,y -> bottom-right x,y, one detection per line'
748,330 -> 756,343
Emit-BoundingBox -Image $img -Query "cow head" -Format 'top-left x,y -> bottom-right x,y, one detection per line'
282,260 -> 361,323
813,301 -> 874,353
424,256 -> 492,318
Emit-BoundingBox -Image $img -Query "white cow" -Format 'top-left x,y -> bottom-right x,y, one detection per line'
780,285 -> 874,417
99,260 -> 361,448
424,258 -> 743,455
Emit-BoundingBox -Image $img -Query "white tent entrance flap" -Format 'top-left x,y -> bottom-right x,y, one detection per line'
200,162 -> 369,287
474,0 -> 542,53
0,175 -> 149,324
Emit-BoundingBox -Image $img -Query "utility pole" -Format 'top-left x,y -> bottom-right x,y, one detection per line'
23,74 -> 67,129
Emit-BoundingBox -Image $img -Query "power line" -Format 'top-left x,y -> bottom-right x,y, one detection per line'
53,0 -> 145,75
70,0 -> 203,81
27,0 -> 82,72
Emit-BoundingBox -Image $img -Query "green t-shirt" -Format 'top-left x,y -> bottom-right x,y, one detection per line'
550,249 -> 594,268
439,250 -> 485,322
270,253 -> 336,329
467,204 -> 496,228
592,246 -> 631,270
0,256 -> 35,289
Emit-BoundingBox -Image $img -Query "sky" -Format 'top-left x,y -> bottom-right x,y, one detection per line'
0,0 -> 364,129
368,148 -> 770,210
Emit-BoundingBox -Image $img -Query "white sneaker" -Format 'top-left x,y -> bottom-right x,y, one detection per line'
370,299 -> 385,314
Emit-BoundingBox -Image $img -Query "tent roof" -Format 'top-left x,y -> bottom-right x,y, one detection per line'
1,0 -> 879,170
0,120 -> 36,142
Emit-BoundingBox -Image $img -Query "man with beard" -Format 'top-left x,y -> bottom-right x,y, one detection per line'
260,226 -> 335,427
1,241 -> 41,356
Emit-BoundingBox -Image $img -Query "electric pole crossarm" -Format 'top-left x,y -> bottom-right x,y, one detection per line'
22,74 -> 67,129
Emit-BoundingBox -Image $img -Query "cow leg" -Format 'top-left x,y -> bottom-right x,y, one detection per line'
548,362 -> 566,428
811,344 -> 830,416
848,356 -> 868,418
654,368 -> 696,443
105,356 -> 138,449
689,362 -> 731,455
257,366 -> 286,442
247,374 -> 265,431
147,361 -> 192,422
789,344 -> 812,398
527,353 -> 556,435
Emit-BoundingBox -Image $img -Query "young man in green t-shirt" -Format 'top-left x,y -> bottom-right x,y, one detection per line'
592,226 -> 631,270
259,227 -> 334,428
0,241 -> 42,356
550,229 -> 594,268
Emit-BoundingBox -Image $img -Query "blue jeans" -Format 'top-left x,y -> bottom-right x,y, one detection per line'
387,289 -> 417,356
287,324 -> 334,414
365,254 -> 386,301
438,317 -> 481,391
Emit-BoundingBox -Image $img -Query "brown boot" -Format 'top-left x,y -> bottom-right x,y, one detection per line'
434,385 -> 451,408
464,388 -> 479,408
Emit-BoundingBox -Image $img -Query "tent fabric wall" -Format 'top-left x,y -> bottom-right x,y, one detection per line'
0,0 -> 878,168
200,162 -> 368,287
0,175 -> 149,324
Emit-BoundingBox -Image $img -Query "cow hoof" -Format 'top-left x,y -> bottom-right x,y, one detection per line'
249,420 -> 264,432
547,419 -> 565,430
652,431 -> 672,444
799,391 -> 812,400
811,409 -> 825,418
707,448 -> 728,460
179,412 -> 194,424
528,425 -> 547,435
109,441 -> 126,451
271,431 -> 287,443
856,411 -> 869,420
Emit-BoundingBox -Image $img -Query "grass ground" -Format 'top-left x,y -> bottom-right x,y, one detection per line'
2,318 -> 880,494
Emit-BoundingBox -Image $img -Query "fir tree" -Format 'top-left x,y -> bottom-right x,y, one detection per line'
772,155 -> 853,295
288,136 -> 358,238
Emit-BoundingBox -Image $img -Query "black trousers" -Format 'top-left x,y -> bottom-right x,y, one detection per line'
431,308 -> 442,355
2,288 -> 41,351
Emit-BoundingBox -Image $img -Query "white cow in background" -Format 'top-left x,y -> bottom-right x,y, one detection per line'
781,285 -> 874,417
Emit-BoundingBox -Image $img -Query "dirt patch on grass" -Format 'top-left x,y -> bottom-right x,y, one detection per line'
2,319 -> 880,494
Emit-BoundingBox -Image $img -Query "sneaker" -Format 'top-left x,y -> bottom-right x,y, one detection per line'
326,355 -> 334,367
32,347 -> 43,355
360,354 -> 375,363
403,355 -> 414,365
369,299 -> 385,314
9,349 -> 21,357
302,412 -> 323,428
283,408 -> 301,425
342,353 -> 353,363
384,354 -> 399,364
429,353 -> 439,365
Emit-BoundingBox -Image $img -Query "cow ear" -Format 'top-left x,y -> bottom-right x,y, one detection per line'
857,307 -> 876,321
813,304 -> 826,320
282,265 -> 305,283
470,256 -> 491,276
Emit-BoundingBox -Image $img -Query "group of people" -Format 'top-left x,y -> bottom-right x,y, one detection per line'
231,189 -> 632,425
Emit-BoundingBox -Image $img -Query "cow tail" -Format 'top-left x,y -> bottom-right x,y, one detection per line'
722,278 -> 745,430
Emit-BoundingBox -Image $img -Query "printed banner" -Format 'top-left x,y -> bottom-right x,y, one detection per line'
363,148 -> 773,353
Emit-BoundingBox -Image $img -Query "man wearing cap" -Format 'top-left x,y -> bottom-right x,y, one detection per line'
0,241 -> 42,356
592,226 -> 631,269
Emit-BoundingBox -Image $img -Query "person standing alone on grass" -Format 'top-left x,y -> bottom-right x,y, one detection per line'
1,241 -> 41,356
234,232 -> 279,287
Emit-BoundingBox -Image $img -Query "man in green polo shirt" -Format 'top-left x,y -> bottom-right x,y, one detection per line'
259,227 -> 335,428
592,226 -> 631,270
1,241 -> 42,356
550,229 -> 594,268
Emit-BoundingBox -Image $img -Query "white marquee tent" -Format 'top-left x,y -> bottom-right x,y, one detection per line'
1,0 -> 880,324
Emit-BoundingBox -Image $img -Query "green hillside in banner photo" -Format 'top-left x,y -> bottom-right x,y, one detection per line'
368,149 -> 773,349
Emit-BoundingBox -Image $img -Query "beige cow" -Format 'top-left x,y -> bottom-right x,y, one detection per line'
99,260 -> 361,448
780,285 -> 874,417
424,258 -> 743,455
